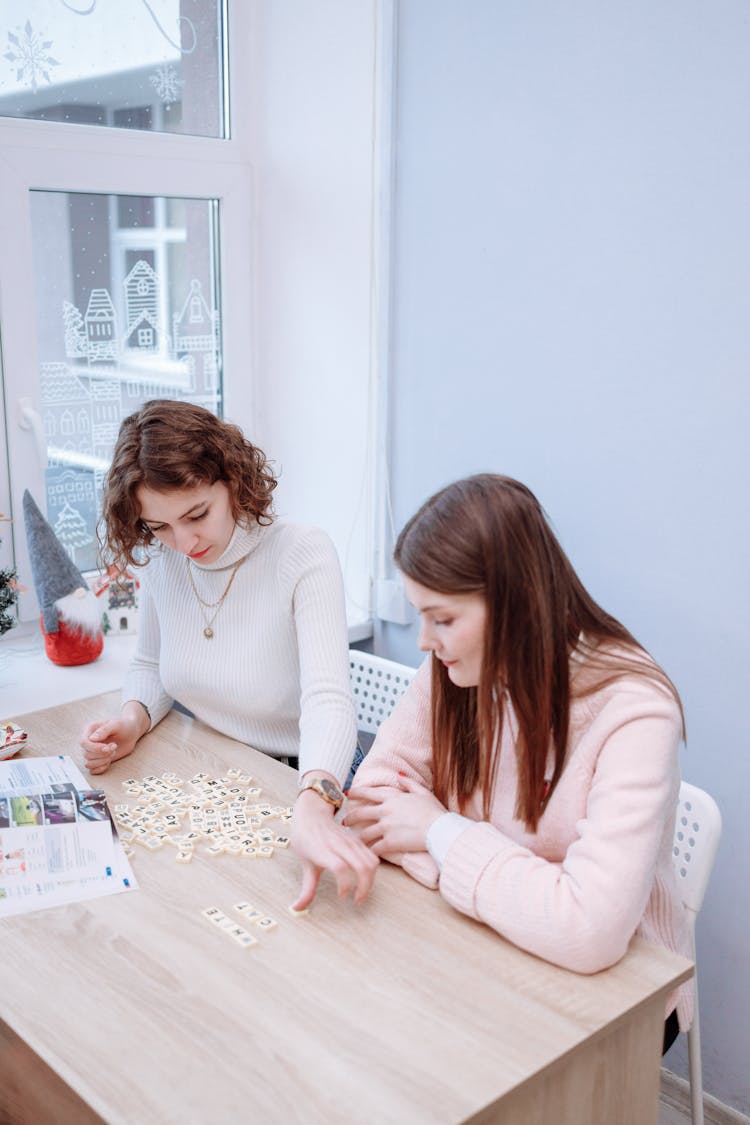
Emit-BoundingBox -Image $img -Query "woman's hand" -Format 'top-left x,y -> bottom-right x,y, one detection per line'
80,702 -> 149,775
291,788 -> 380,911
344,774 -> 447,856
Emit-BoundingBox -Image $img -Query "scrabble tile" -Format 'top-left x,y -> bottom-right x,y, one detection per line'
288,904 -> 309,916
176,850 -> 192,863
257,846 -> 274,858
231,930 -> 258,948
256,916 -> 277,930
233,902 -> 255,915
273,836 -> 291,848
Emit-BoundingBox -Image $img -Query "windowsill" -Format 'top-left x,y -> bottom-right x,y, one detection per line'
0,614 -> 373,720
0,623 -> 139,718
346,613 -> 373,645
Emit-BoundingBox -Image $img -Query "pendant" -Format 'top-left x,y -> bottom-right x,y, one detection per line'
204,626 -> 214,639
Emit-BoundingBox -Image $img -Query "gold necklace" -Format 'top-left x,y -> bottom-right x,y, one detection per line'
185,555 -> 246,639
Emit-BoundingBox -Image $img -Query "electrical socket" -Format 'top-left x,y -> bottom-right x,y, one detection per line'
376,578 -> 414,626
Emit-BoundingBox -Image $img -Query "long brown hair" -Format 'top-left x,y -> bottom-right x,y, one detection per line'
394,474 -> 684,831
100,400 -> 277,571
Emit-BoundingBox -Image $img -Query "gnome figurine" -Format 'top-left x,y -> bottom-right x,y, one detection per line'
22,490 -> 103,666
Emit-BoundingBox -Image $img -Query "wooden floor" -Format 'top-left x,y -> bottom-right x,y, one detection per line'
659,1069 -> 750,1125
659,1097 -> 690,1125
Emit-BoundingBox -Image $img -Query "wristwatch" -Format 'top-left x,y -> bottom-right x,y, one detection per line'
298,775 -> 344,812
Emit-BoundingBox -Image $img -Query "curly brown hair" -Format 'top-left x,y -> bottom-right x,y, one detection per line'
100,400 -> 277,570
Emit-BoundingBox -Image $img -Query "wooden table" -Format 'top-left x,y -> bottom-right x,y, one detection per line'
0,694 -> 692,1125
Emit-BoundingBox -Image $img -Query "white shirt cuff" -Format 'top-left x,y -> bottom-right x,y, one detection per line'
426,811 -> 474,869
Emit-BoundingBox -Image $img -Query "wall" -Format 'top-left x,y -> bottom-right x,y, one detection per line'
376,1 -> 750,1112
247,1 -> 377,624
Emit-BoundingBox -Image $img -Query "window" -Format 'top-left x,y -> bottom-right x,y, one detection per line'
0,0 -> 253,622
0,0 -> 225,138
27,188 -> 221,573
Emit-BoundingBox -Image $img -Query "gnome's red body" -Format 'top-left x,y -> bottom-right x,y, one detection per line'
41,614 -> 104,666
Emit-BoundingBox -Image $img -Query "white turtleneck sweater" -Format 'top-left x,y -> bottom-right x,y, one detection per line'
122,521 -> 357,783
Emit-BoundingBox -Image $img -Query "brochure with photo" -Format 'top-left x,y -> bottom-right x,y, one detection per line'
0,755 -> 137,916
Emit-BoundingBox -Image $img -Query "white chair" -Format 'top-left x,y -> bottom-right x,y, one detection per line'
348,650 -> 416,735
671,781 -> 722,1125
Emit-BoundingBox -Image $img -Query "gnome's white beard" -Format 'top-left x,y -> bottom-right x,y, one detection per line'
55,587 -> 102,636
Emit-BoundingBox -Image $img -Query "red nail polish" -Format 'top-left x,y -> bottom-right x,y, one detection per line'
397,771 -> 407,777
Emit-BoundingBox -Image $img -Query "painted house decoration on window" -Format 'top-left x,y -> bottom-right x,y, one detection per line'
94,567 -> 140,637
39,260 -> 221,573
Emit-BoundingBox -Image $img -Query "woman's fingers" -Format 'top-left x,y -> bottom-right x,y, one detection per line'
292,861 -> 322,912
327,832 -> 379,904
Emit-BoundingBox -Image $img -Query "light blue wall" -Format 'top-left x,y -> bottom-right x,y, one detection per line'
376,2 -> 750,1111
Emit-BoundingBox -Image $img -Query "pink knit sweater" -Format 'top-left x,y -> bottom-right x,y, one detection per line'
351,656 -> 693,1029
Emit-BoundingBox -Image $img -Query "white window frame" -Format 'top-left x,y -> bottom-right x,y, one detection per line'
0,2 -> 255,624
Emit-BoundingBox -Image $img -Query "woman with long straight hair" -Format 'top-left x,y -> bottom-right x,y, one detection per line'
346,474 -> 691,1050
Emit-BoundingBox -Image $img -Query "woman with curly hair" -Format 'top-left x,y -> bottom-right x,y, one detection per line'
81,400 -> 376,905
345,474 -> 691,1050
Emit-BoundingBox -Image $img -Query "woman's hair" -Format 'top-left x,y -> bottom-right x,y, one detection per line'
100,400 -> 277,570
394,474 -> 684,831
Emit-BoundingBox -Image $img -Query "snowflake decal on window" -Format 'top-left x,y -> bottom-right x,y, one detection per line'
4,20 -> 59,94
149,63 -> 183,109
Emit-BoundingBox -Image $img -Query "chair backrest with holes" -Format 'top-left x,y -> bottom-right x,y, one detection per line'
672,781 -> 722,921
349,651 -> 417,735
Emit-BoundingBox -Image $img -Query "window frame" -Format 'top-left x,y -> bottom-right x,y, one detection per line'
0,1 -> 254,624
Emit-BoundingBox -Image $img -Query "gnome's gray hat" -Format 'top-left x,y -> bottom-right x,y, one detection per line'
22,490 -> 88,634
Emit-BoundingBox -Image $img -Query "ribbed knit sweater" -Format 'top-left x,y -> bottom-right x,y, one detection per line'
122,521 -> 357,784
351,656 -> 693,1028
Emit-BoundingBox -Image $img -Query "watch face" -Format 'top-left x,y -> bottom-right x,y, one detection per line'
320,779 -> 342,801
